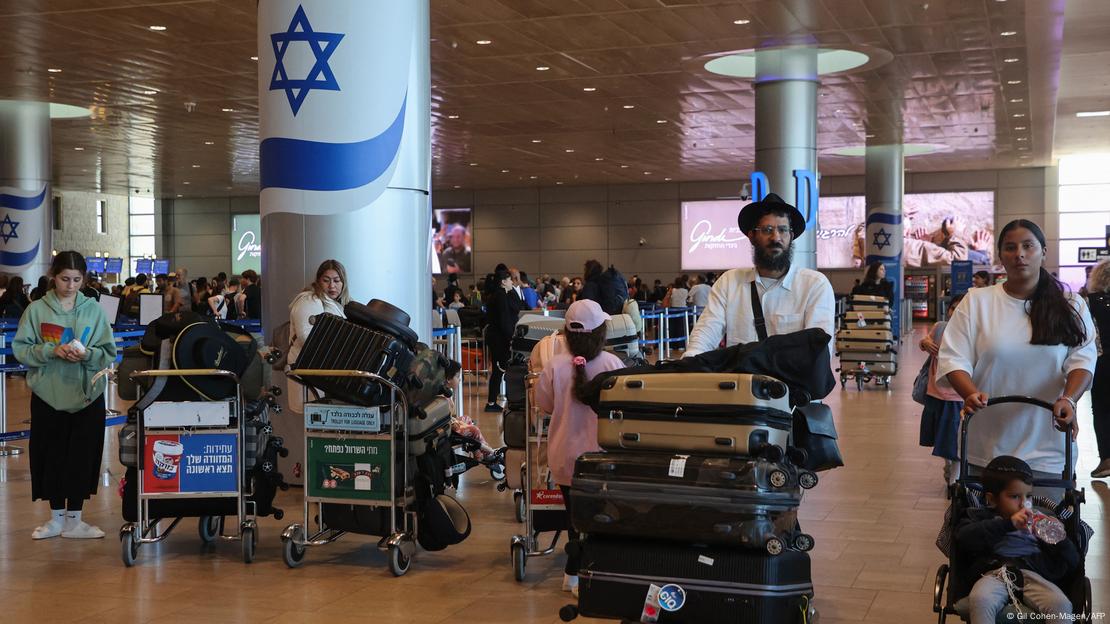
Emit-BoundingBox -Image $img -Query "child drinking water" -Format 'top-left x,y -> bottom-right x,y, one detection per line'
957,455 -> 1078,623
534,299 -> 624,596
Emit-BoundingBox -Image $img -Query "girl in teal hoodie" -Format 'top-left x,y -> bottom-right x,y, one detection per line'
14,251 -> 116,540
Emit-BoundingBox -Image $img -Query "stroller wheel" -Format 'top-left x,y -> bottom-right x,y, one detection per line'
769,470 -> 788,489
798,471 -> 819,490
793,533 -> 815,552
765,537 -> 784,556
490,463 -> 506,481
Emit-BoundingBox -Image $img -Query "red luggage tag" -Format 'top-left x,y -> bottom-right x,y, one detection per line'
641,584 -> 662,623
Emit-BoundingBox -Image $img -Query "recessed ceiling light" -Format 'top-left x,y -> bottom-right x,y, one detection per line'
1007,80 -> 1022,85
1012,113 -> 1025,117
149,25 -> 167,31
250,56 -> 259,61
468,162 -> 478,166
620,165 -> 629,168
643,171 -> 652,175
1010,98 -> 1023,103
447,114 -> 459,119
529,175 -> 538,179
622,105 -> 635,109
501,169 -> 509,173
1014,126 -> 1027,130
733,19 -> 751,25
865,133 -> 876,138
1076,110 -> 1110,117
531,139 -> 542,143
176,194 -> 183,198
1016,137 -> 1027,141
664,177 -> 672,181
1003,57 -> 1020,63
535,66 -> 550,71
183,181 -> 191,185
594,157 -> 604,161
475,39 -> 492,45
453,185 -> 461,189
656,119 -> 667,124
191,164 -> 201,168
47,68 -> 62,73
141,89 -> 158,95
221,108 -> 235,112
74,147 -> 84,151
204,141 -> 215,145
565,149 -> 575,153
582,87 -> 596,92
1000,31 -> 1018,36
555,181 -> 564,185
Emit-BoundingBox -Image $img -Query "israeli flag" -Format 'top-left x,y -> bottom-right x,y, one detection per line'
258,1 -> 423,216
0,185 -> 45,270
865,209 -> 903,260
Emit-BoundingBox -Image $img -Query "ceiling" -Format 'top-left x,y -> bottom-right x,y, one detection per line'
0,0 -> 1106,198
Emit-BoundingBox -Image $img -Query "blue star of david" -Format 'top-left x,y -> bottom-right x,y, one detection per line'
0,215 -> 19,244
873,228 -> 892,250
269,5 -> 344,116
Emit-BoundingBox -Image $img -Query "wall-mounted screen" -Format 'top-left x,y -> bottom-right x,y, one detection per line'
134,258 -> 153,274
105,257 -> 123,273
232,214 -> 262,275
86,257 -> 106,273
817,191 -> 995,268
680,200 -> 754,271
153,259 -> 170,274
433,208 -> 472,274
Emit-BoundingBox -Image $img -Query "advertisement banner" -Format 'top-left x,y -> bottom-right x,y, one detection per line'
232,214 -> 262,275
306,436 -> 391,501
433,207 -> 472,274
680,201 -> 754,271
142,433 -> 238,494
951,260 -> 974,296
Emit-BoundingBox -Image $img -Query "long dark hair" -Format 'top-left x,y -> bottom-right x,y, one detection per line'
998,219 -> 1086,347
565,325 -> 608,403
583,259 -> 603,281
863,261 -> 884,284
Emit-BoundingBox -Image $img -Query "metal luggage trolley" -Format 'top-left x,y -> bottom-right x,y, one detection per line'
510,371 -> 569,582
280,369 -> 417,576
120,368 -> 257,566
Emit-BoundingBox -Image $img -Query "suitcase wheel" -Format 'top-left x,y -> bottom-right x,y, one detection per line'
799,471 -> 819,490
793,533 -> 815,552
765,537 -> 784,556
769,469 -> 788,489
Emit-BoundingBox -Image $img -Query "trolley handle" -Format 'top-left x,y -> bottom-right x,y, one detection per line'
959,395 -> 1072,484
286,368 -> 411,414
131,368 -> 240,383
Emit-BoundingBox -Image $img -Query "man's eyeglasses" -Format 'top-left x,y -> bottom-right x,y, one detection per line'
752,225 -> 793,236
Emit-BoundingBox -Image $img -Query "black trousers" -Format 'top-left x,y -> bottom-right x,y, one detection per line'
1093,356 -> 1110,459
560,485 -> 580,575
486,335 -> 510,404
30,394 -> 106,507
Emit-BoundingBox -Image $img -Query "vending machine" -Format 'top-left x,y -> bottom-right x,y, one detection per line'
904,271 -> 937,322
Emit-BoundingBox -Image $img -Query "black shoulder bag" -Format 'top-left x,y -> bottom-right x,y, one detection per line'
750,280 -> 844,472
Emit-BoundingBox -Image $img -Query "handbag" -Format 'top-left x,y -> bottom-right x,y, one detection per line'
911,357 -> 931,405
792,402 -> 845,472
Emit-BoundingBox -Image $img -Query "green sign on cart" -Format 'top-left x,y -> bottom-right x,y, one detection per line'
306,437 -> 392,501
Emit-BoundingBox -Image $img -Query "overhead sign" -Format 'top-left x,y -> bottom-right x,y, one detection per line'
232,214 -> 262,275
1079,247 -> 1110,263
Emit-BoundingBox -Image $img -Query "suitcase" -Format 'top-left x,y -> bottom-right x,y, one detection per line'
841,309 -> 892,329
344,300 -> 419,350
835,327 -> 894,353
408,395 -> 453,456
574,537 -> 815,624
502,407 -> 527,449
292,313 -> 416,407
504,364 -> 528,410
848,294 -> 889,311
839,350 -> 897,364
571,452 -> 813,552
840,360 -> 897,375
603,313 -> 642,365
596,373 -> 792,456
511,314 -> 564,356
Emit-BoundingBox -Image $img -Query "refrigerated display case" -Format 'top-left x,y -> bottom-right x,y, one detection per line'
904,271 -> 937,322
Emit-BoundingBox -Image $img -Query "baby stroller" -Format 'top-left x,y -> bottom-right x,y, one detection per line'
932,396 -> 1093,622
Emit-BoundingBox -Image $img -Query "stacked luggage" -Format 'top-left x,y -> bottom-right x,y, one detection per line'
835,294 -> 898,389
510,313 -> 645,367
560,372 -> 821,623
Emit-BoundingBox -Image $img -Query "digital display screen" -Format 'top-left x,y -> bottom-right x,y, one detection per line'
105,257 -> 123,273
433,208 -> 472,274
86,257 -> 106,273
135,258 -> 153,274
153,259 -> 170,274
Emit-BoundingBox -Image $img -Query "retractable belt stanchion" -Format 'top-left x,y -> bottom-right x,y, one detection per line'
0,334 -> 22,457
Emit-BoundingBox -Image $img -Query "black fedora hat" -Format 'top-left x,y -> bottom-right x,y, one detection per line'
737,192 -> 807,237
172,321 -> 249,400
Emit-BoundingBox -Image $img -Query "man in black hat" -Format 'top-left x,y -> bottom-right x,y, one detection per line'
684,193 -> 835,356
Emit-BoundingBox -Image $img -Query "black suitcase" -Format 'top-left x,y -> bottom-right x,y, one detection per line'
292,313 -> 415,407
344,299 -> 419,350
571,452 -> 814,553
570,537 -> 815,624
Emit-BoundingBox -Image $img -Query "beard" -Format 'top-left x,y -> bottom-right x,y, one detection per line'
752,241 -> 793,273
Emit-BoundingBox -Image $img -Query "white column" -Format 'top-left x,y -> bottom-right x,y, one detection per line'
0,100 -> 53,282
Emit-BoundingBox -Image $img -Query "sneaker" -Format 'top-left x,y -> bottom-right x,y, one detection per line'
61,521 -> 105,539
1091,459 -> 1110,479
562,574 -> 579,593
484,402 -> 502,413
31,517 -> 65,540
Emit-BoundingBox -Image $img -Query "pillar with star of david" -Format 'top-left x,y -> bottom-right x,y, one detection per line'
0,100 -> 53,283
258,0 -> 431,342
864,142 -> 904,336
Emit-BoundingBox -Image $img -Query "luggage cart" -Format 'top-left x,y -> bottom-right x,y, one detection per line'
119,368 -> 256,566
510,372 -> 568,582
280,369 -> 417,576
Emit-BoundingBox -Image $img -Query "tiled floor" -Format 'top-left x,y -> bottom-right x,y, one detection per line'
0,326 -> 1106,623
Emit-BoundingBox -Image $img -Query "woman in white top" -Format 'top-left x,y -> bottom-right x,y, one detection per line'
286,259 -> 350,413
937,219 -> 1096,487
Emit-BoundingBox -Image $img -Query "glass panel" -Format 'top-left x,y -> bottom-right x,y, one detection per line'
130,236 -> 155,257
1059,211 -> 1110,239
130,214 -> 155,235
1059,154 -> 1110,185
1058,266 -> 1090,292
1058,184 -> 1110,213
129,196 -> 155,214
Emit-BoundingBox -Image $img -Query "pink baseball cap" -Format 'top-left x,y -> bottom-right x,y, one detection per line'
565,299 -> 610,332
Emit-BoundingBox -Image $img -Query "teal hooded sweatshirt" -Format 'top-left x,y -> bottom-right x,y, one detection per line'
14,290 -> 117,413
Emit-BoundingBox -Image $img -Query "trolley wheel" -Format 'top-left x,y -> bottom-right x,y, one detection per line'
765,537 -> 784,556
1083,577 -> 1091,622
388,543 -> 411,577
120,525 -> 139,567
512,542 -> 527,582
769,469 -> 788,489
793,533 -> 815,552
514,491 -> 526,523
798,471 -> 819,490
242,525 -> 256,564
198,516 -> 221,544
559,605 -> 579,622
933,563 -> 949,621
282,529 -> 306,569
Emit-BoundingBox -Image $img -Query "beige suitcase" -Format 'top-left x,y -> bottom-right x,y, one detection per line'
840,350 -> 897,364
836,327 -> 895,353
596,373 -> 793,456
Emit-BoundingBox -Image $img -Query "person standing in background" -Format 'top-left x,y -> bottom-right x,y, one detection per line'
1084,260 -> 1110,478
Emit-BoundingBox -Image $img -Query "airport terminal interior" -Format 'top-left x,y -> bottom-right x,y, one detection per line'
1,1 -> 1109,622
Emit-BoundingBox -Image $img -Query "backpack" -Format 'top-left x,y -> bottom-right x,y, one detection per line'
597,265 -> 627,314
122,290 -> 142,318
269,321 -> 292,371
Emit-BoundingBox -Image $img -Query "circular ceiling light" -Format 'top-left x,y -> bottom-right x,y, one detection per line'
701,46 -> 887,79
823,143 -> 947,157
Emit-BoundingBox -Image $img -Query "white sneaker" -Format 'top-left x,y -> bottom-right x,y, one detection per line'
1092,459 -> 1110,479
31,517 -> 65,540
562,574 -> 579,593
61,521 -> 105,539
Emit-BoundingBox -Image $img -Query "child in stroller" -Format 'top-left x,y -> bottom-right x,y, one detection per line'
449,412 -> 506,482
955,455 -> 1078,622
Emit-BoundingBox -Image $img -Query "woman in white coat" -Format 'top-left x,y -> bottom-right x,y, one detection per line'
286,259 -> 350,413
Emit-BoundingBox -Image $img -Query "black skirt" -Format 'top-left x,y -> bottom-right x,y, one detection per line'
29,394 -> 107,503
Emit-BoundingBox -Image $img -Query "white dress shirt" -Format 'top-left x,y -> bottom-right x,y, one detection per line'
688,283 -> 712,307
683,265 -> 836,356
935,284 -> 1096,474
